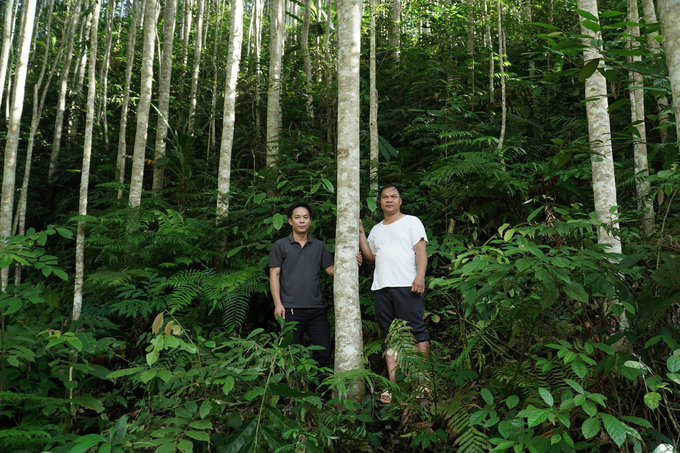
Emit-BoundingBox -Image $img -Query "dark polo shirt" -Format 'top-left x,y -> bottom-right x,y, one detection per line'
269,233 -> 333,308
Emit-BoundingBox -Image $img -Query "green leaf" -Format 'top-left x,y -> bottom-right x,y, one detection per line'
321,178 -> 335,193
582,400 -> 597,416
538,388 -> 553,407
667,373 -> 680,385
272,214 -> 284,230
571,359 -> 587,378
177,439 -> 193,453
563,282 -> 588,303
601,414 -> 626,447
66,336 -> 83,351
227,246 -> 244,258
107,367 -> 144,379
564,379 -> 584,394
200,400 -> 212,419
481,388 -> 494,405
579,58 -> 599,83
470,410 -> 489,425
269,382 -> 313,398
140,369 -> 157,383
219,417 -> 258,453
222,376 -> 235,395
644,392 -> 661,410
506,395 -> 519,409
57,227 -> 74,238
582,417 -> 600,439
158,369 -> 173,383
253,193 -> 266,204
76,394 -> 104,413
68,434 -> 107,453
99,443 -> 112,453
623,360 -> 644,369
620,416 -> 653,428
184,430 -> 210,442
667,356 -> 680,373
526,409 -> 549,427
189,420 -> 213,430
367,197 -> 377,212
515,258 -> 533,272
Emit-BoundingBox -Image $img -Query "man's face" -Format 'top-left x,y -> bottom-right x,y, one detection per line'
380,187 -> 402,214
288,207 -> 311,234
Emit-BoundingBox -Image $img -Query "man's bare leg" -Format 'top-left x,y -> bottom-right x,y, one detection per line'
416,341 -> 430,356
386,351 -> 398,383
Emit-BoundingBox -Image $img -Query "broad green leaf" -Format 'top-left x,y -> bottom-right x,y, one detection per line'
200,400 -> 212,419
272,214 -> 284,230
623,360 -> 644,369
222,375 -> 235,395
540,286 -> 559,309
515,258 -> 533,272
481,388 -> 494,405
107,367 -> 144,379
56,227 -> 74,238
563,282 -> 588,303
556,412 -> 570,428
68,434 -> 107,453
244,387 -> 264,401
219,417 -> 258,453
227,246 -> 244,258
620,416 -> 653,428
99,443 -> 112,453
601,414 -> 626,447
367,197 -> 377,212
66,336 -> 83,351
158,369 -> 172,383
177,439 -> 193,453
321,178 -> 334,193
538,388 -> 553,407
579,58 -> 600,82
667,356 -> 680,373
526,409 -> 549,427
667,373 -> 680,385
582,400 -> 597,417
140,369 -> 157,383
582,417 -> 600,439
470,409 -> 489,425
644,392 -> 662,410
506,395 -> 519,409
564,378 -> 584,394
184,430 -> 210,442
189,420 -> 212,430
76,394 -> 104,413
571,359 -> 587,378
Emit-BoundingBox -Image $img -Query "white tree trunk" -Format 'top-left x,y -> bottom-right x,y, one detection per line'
266,0 -> 284,168
324,0 -> 331,53
484,0 -> 494,106
116,0 -> 141,199
152,0 -> 178,194
68,11 -> 91,147
254,0 -> 263,147
641,0 -> 670,143
2,0 -> 19,119
98,0 -> 115,153
187,0 -> 205,132
129,0 -> 158,208
208,0 -> 223,153
389,0 -> 400,61
627,0 -> 653,234
47,0 -> 82,184
74,0 -> 101,321
657,0 -> 680,146
216,0 -> 244,219
180,0 -> 193,96
0,0 -> 15,114
302,0 -> 313,119
369,0 -> 378,196
577,0 -> 621,254
497,0 -> 506,151
0,0 -> 36,291
335,0 -> 364,403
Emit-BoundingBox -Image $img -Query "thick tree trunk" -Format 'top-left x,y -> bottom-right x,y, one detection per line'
0,0 -> 36,291
627,0 -> 654,234
129,0 -> 158,209
266,0 -> 284,168
116,0 -> 141,199
641,0 -> 670,143
0,0 -> 15,114
152,0 -> 178,195
187,0 -> 205,133
577,0 -> 621,254
369,0 -> 378,196
388,0 -> 400,61
253,0 -> 263,150
335,0 -> 364,403
302,0 -> 313,119
216,0 -> 244,219
657,0 -> 680,145
47,0 -> 82,184
74,0 -> 101,321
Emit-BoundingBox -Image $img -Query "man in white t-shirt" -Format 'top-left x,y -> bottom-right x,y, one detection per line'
359,184 -> 430,396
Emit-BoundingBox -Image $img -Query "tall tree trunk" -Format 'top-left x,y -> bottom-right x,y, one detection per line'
68,11 -> 91,148
208,0 -> 223,154
483,0 -> 494,107
369,0 -> 378,196
644,0 -> 670,143
627,0 -> 654,234
47,0 -> 82,184
98,0 -> 115,153
74,0 -> 101,321
658,0 -> 680,144
266,0 -> 284,168
324,0 -> 331,53
187,0 -> 205,133
179,0 -> 192,97
3,0 -> 20,120
216,0 -> 244,219
388,0 -> 400,61
467,0 -> 475,95
153,0 -> 178,195
496,0 -> 506,151
253,0 -> 263,151
0,0 -> 15,115
577,0 -> 621,254
0,0 -> 37,291
116,0 -> 141,199
335,0 -> 364,403
129,0 -> 158,209
301,0 -> 313,119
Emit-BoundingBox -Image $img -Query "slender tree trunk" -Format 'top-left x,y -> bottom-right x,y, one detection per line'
0,0 -> 37,291
180,0 -> 192,96
627,0 -> 654,234
324,0 -> 331,53
483,0 -> 494,106
74,0 -> 101,321
497,2 -> 506,151
335,0 -> 364,403
208,0 -> 222,154
253,0 -> 263,151
153,0 -> 178,195
643,0 -> 670,143
68,11 -> 91,148
577,0 -> 621,254
129,0 -> 158,209
3,0 -> 20,120
216,0 -> 244,219
98,0 -> 115,153
187,0 -> 205,133
302,0 -> 313,119
0,0 -> 15,114
47,0 -> 82,184
658,0 -> 680,145
116,0 -> 141,199
266,0 -> 284,168
388,0 -> 400,61
369,0 -> 378,196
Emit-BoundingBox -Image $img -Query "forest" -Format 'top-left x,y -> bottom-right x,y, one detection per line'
1,0 -> 680,451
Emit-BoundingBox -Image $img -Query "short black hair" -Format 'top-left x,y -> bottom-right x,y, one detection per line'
379,184 -> 402,199
286,202 -> 312,219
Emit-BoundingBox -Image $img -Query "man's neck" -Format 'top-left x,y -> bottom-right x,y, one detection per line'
383,212 -> 405,225
293,231 -> 308,245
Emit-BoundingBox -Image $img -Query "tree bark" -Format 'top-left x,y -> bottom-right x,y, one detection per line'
335,0 -> 364,403
116,0 -> 141,199
496,0 -> 506,151
302,0 -> 313,119
627,0 -> 654,234
208,0 -> 223,154
577,0 -> 621,254
129,0 -> 158,209
0,0 -> 37,291
369,0 -> 378,196
216,0 -> 244,219
266,0 -> 284,168
152,0 -> 178,195
641,0 -> 670,143
0,0 -> 15,115
483,0 -> 494,106
187,0 -> 205,133
98,0 -> 115,153
388,0 -> 400,61
656,0 -> 680,144
74,0 -> 101,321
179,0 -> 193,97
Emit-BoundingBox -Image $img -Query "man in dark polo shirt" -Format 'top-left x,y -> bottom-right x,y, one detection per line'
269,202 -> 335,367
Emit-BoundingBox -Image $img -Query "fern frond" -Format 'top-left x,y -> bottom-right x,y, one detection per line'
439,386 -> 490,453
385,319 -> 432,388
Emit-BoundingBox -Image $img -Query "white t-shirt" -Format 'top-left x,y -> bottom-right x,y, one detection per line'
367,215 -> 428,291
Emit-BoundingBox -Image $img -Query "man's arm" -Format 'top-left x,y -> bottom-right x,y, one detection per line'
359,220 -> 376,265
411,239 -> 427,294
324,265 -> 334,276
270,267 -> 285,319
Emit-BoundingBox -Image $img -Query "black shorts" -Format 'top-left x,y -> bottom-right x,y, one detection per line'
374,287 -> 430,349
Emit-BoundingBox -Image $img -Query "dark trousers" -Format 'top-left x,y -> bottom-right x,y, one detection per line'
285,307 -> 331,368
